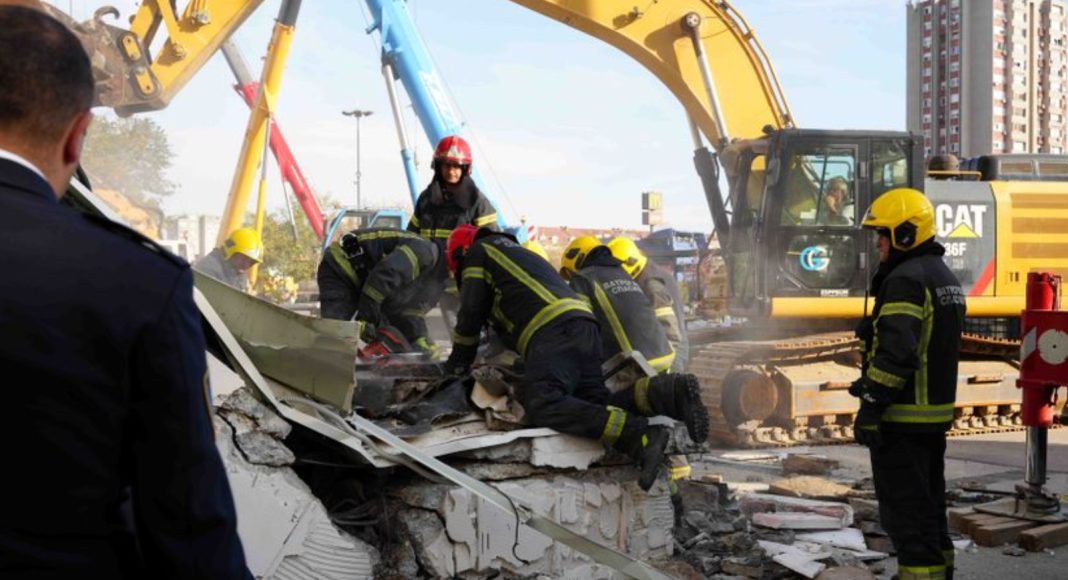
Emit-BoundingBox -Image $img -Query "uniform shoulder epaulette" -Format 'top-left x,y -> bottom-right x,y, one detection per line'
81,213 -> 188,268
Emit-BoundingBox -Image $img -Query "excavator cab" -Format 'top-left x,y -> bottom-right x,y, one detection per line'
719,129 -> 923,318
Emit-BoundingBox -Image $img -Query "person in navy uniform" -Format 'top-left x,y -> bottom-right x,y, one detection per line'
0,6 -> 251,579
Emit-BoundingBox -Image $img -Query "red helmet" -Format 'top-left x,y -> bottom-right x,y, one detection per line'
433,135 -> 473,170
446,224 -> 479,275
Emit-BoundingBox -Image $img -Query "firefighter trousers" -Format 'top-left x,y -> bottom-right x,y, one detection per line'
870,430 -> 953,580
521,318 -> 642,441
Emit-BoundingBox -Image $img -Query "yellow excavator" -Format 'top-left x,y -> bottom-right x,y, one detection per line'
52,0 -> 1068,447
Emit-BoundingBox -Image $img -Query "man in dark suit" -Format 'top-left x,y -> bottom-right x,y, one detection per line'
0,6 -> 251,579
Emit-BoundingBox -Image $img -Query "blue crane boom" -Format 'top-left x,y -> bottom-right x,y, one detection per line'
362,0 -> 523,240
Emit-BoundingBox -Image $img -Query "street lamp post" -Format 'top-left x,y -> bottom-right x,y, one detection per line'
342,109 -> 374,209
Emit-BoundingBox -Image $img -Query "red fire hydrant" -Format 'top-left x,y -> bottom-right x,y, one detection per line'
1016,272 -> 1068,513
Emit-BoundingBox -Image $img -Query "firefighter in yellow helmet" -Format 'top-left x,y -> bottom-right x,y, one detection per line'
194,227 -> 263,292
852,187 -> 964,580
607,237 -> 689,372
561,236 -> 709,444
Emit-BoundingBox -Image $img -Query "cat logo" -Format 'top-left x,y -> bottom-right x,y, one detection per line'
935,204 -> 987,238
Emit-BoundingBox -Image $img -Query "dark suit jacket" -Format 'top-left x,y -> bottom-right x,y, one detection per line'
0,158 -> 251,579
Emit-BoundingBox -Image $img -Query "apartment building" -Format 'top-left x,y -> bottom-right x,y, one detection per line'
906,0 -> 1068,158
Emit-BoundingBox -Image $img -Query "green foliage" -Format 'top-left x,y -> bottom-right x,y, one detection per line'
258,206 -> 319,286
82,116 -> 176,205
253,196 -> 339,301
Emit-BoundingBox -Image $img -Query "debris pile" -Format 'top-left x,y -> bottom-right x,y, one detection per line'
670,454 -> 892,579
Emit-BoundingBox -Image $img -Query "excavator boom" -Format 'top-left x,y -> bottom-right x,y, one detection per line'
510,0 -> 793,149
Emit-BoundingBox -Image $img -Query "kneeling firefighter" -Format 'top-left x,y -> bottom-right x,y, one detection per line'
607,236 -> 689,371
444,225 -> 670,491
560,236 -> 708,444
317,228 -> 443,356
852,188 -> 965,580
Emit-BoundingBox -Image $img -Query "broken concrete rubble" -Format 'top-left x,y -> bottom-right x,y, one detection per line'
216,409 -> 379,579
769,476 -> 854,501
383,471 -> 674,578
783,454 -> 840,476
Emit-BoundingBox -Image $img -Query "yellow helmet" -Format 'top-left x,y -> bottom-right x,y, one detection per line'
607,236 -> 647,278
861,188 -> 936,251
559,236 -> 600,277
522,239 -> 550,262
223,227 -> 264,263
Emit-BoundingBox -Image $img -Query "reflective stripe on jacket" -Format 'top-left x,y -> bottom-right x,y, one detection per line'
569,247 -> 674,372
859,241 -> 965,432
450,231 -> 594,366
635,261 -> 688,371
317,228 -> 440,323
407,176 -> 499,255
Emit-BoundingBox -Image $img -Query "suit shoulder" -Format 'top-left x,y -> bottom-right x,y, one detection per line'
81,213 -> 189,270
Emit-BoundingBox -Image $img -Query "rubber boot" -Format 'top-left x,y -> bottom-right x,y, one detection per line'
612,410 -> 670,492
638,373 -> 710,443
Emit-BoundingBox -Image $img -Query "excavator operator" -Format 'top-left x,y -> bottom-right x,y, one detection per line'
444,225 -> 670,491
607,236 -> 689,372
851,188 -> 965,580
194,226 -> 262,292
560,236 -> 709,444
317,227 -> 443,357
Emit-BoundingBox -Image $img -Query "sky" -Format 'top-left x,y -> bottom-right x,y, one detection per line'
67,0 -> 907,233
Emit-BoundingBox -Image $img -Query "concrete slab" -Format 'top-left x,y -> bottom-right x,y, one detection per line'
390,471 -> 674,578
217,419 -> 378,579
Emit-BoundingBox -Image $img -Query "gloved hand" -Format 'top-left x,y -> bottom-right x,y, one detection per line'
854,318 -> 874,342
853,403 -> 884,448
849,377 -> 866,398
358,321 -> 377,343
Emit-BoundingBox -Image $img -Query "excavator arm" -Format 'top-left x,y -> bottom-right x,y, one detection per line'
509,0 -> 793,149
44,1 -> 266,116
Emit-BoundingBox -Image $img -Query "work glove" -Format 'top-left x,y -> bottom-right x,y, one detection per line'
849,377 -> 866,398
357,321 -> 377,344
853,403 -> 885,448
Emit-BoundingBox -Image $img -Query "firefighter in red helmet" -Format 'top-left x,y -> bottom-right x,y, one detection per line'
443,225 -> 672,492
409,135 -> 499,248
409,135 -> 500,328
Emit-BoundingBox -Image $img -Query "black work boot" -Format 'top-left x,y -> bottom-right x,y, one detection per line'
612,411 -> 670,491
641,373 -> 710,443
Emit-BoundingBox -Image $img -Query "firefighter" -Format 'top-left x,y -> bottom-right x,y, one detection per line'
560,236 -> 709,444
194,226 -> 263,292
0,6 -> 250,577
852,187 -> 965,580
607,236 -> 690,372
317,228 -> 442,356
408,135 -> 499,328
444,225 -> 670,491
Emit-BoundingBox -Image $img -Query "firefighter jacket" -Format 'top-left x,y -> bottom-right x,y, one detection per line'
856,240 -> 965,432
568,246 -> 675,372
448,230 -> 595,368
317,228 -> 441,324
407,175 -> 499,257
635,261 -> 689,371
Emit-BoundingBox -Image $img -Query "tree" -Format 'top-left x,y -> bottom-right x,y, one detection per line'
254,196 -> 339,302
81,116 -> 176,206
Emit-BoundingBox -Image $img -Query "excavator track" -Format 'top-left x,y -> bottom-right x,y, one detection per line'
691,332 -> 1032,449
